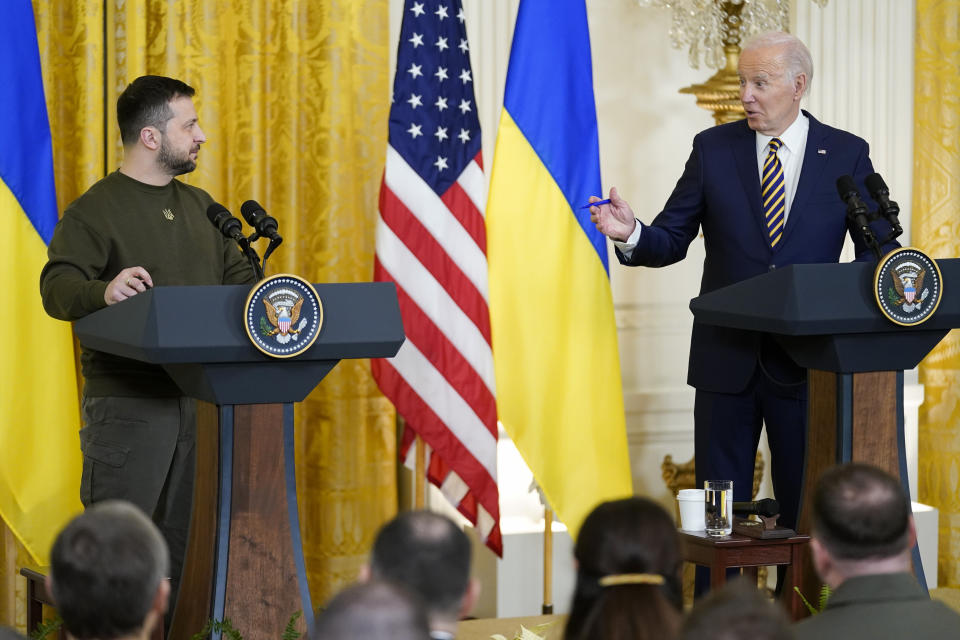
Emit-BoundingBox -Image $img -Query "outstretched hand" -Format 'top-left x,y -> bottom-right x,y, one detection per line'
589,187 -> 636,242
105,266 -> 154,305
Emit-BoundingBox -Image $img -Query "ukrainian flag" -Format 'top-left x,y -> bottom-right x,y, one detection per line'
0,1 -> 82,563
486,0 -> 632,537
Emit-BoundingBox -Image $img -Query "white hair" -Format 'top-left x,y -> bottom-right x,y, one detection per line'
742,31 -> 814,96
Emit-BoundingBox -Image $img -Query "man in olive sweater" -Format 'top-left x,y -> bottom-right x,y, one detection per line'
793,463 -> 960,639
40,76 -> 256,618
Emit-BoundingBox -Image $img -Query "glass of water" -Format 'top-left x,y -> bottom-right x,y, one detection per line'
704,480 -> 733,537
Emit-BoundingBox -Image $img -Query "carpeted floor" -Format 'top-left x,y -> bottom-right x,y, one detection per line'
931,587 -> 960,614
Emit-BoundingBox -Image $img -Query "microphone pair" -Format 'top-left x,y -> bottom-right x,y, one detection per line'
835,172 -> 903,260
835,172 -> 902,232
206,200 -> 282,245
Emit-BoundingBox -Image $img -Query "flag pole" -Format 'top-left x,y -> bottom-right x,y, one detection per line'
542,507 -> 553,614
414,434 -> 425,508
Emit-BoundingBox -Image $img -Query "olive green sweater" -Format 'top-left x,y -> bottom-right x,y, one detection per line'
40,170 -> 256,397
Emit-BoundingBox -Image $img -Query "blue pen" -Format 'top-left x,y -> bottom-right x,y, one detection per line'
580,198 -> 611,209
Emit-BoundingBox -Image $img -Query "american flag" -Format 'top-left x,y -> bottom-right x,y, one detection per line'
372,0 -> 501,555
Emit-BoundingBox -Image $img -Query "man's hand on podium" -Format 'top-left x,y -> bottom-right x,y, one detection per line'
105,266 -> 153,305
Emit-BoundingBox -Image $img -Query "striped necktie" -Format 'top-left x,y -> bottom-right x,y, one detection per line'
762,138 -> 786,247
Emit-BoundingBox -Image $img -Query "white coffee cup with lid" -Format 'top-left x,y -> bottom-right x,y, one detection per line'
677,488 -> 706,531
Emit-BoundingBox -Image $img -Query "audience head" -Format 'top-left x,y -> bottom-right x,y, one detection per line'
49,501 -> 169,640
680,578 -> 794,640
312,580 -> 430,640
366,510 -> 478,629
565,496 -> 683,640
810,463 -> 914,587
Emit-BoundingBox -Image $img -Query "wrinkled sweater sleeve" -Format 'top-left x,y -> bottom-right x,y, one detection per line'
40,213 -> 111,321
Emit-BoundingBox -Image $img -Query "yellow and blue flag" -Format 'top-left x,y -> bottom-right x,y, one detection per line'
486,0 -> 632,537
0,0 -> 82,563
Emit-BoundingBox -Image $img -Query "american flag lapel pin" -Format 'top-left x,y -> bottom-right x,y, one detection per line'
818,149 -> 827,155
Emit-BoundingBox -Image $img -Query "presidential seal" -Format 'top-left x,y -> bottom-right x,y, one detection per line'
244,274 -> 323,358
873,247 -> 942,326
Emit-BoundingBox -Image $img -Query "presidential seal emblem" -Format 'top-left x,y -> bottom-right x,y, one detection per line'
873,247 -> 943,326
244,274 -> 323,358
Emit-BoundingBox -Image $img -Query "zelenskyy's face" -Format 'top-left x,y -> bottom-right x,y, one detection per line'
738,45 -> 803,137
158,96 -> 206,176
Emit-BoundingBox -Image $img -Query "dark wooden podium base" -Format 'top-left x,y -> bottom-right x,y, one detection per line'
791,369 -> 924,612
169,402 -> 312,639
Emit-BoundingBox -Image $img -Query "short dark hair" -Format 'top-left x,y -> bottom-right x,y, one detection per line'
369,510 -> 471,621
812,463 -> 911,560
680,578 -> 794,640
312,581 -> 430,640
116,75 -> 195,145
50,501 -> 169,640
565,497 -> 683,640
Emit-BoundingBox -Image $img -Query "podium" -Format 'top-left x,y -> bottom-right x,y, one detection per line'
74,282 -> 404,638
690,259 -> 960,603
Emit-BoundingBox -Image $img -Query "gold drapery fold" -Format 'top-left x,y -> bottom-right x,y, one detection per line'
914,0 -> 960,589
2,1 -> 395,632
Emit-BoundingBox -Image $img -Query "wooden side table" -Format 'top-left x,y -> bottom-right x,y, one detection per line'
20,565 -> 164,640
679,530 -> 811,620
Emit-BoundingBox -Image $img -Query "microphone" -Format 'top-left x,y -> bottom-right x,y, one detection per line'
836,175 -> 880,259
864,172 -> 903,236
206,202 -> 247,245
836,175 -> 871,230
240,200 -> 283,244
732,498 -> 780,518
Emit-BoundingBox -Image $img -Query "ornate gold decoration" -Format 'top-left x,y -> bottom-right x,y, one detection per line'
913,0 -> 960,589
639,0 -> 828,125
678,2 -> 748,125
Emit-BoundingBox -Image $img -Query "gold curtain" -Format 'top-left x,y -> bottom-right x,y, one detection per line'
914,0 -> 960,589
1,0 -> 396,632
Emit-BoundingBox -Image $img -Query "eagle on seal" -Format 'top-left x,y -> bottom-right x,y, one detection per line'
892,268 -> 925,306
263,296 -> 304,336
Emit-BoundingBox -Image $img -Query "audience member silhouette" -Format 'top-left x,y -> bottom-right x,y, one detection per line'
312,580 -> 430,640
48,501 -> 169,640
363,510 -> 479,639
680,577 -> 794,640
794,462 -> 960,640
564,496 -> 683,640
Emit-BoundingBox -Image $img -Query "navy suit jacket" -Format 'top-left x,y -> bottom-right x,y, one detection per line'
617,111 -> 899,394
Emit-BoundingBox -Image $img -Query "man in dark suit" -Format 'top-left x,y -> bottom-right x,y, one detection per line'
794,463 -> 959,639
590,32 -> 898,542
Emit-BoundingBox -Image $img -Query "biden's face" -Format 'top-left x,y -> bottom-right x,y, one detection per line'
738,44 -> 805,137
